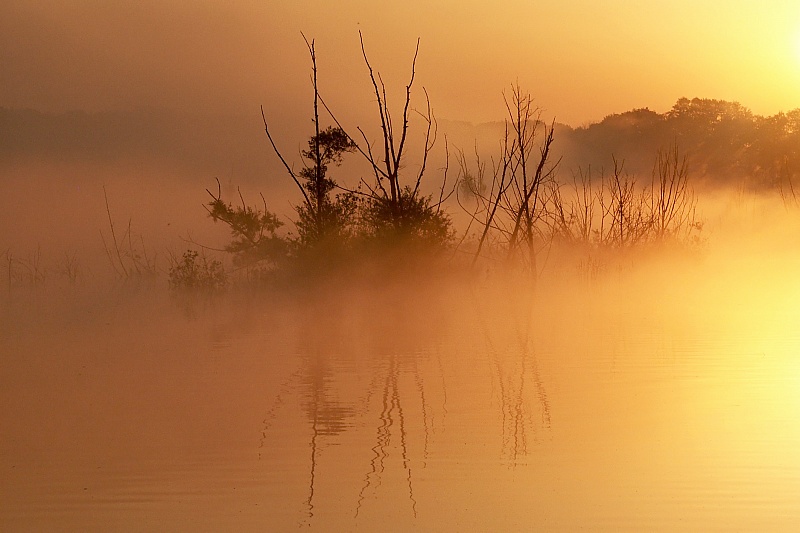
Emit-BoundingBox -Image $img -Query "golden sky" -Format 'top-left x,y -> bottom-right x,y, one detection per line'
2,0 -> 799,125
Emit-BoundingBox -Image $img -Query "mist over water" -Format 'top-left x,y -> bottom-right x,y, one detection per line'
3,54 -> 800,532
3,153 -> 800,529
4,1 -> 800,527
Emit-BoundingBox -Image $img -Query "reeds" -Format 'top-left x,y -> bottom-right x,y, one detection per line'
549,144 -> 701,249
456,95 -> 704,280
2,246 -> 85,294
100,185 -> 157,280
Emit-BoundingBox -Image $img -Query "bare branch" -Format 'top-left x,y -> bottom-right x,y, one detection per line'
318,94 -> 389,181
392,38 -> 421,186
359,31 -> 395,198
261,106 -> 311,206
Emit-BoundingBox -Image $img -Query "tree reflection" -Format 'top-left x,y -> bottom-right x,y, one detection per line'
300,348 -> 355,522
471,281 -> 551,464
255,282 -> 554,522
355,351 -> 419,518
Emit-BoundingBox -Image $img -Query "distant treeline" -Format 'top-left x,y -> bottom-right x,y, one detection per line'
0,107 -> 274,184
554,98 -> 800,189
2,97 -> 798,190
0,108 -> 192,162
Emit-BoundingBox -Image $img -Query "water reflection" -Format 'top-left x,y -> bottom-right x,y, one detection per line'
6,271 -> 800,530
356,352 -> 418,518
257,305 -> 360,525
302,354 -> 355,522
251,287 -> 458,525
252,282 -> 559,525
471,283 -> 552,463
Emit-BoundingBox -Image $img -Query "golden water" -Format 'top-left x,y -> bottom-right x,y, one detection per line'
2,262 -> 800,531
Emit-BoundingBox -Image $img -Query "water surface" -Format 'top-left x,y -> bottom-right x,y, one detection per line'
2,269 -> 800,531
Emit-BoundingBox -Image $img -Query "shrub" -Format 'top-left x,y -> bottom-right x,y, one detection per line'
168,250 -> 227,291
206,182 -> 287,268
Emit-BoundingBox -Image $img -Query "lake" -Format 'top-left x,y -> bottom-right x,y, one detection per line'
2,254 -> 800,531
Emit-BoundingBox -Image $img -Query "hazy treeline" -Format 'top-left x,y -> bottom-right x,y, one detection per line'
0,107 -> 277,186
555,98 -> 800,191
4,98 -> 798,192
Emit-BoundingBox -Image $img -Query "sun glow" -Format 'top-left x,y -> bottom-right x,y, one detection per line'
794,31 -> 800,65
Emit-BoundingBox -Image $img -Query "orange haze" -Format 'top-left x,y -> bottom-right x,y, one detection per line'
2,1 -> 800,126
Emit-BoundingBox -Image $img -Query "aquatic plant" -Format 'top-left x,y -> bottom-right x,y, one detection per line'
168,249 -> 226,291
205,180 -> 287,268
100,186 -> 157,280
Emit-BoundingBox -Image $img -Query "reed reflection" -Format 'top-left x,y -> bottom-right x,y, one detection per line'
471,282 -> 551,463
301,347 -> 355,522
296,303 -> 358,525
352,289 -> 446,520
255,288 -> 451,524
356,353 -> 408,516
255,281 -> 555,522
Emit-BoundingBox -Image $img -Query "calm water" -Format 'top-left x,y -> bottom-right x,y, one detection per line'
2,268 -> 800,531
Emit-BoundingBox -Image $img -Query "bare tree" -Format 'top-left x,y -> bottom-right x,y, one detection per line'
261,35 -> 356,249
322,31 -> 453,250
597,157 -> 651,247
210,33 -> 452,275
649,144 -> 698,240
548,166 -> 595,244
456,85 -> 559,278
547,144 -> 700,252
